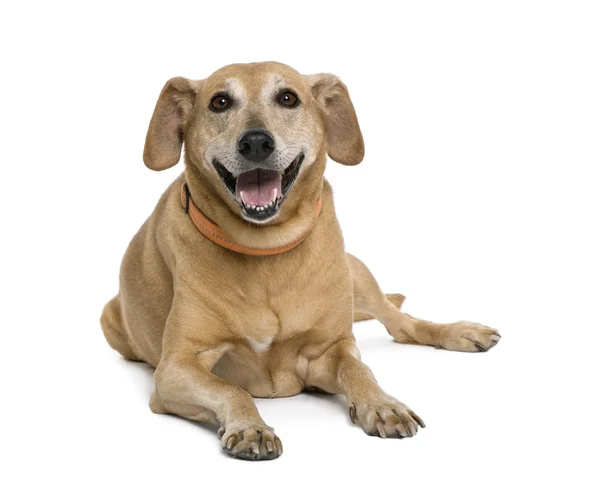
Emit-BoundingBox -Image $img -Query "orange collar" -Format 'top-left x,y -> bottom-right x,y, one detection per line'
180,183 -> 322,256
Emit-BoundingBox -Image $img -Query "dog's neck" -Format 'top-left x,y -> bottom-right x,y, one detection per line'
183,155 -> 326,251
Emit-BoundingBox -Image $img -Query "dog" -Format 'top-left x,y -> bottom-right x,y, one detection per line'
101,61 -> 500,461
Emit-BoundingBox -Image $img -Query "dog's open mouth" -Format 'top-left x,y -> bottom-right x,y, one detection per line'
213,154 -> 304,222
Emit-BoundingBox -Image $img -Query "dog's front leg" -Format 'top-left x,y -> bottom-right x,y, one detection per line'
153,350 -> 282,460
306,338 -> 425,438
151,306 -> 282,460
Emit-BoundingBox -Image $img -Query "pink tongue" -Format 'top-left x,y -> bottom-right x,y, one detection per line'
236,169 -> 282,206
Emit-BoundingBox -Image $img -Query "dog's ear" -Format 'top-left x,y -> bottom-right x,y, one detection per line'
143,77 -> 202,171
307,73 -> 364,165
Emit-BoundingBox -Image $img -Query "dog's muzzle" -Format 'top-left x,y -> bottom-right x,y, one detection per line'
212,152 -> 304,223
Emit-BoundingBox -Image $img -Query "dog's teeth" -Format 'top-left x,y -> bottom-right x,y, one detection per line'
270,188 -> 278,202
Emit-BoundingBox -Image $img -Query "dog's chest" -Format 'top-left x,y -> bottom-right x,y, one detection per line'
227,253 -> 350,340
210,252 -> 353,397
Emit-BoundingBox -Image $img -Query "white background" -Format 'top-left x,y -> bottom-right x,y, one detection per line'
1,1 -> 599,495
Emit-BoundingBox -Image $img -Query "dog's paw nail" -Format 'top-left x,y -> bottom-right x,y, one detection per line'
349,403 -> 357,424
407,422 -> 417,437
474,341 -> 486,352
409,410 -> 426,428
395,424 -> 408,437
226,435 -> 237,450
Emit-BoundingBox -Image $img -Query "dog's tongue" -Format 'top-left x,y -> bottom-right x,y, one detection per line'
236,169 -> 282,206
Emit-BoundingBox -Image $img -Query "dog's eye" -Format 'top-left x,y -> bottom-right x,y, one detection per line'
279,92 -> 298,107
211,95 -> 229,111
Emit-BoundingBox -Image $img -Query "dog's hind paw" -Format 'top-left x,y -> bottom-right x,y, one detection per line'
439,321 -> 501,352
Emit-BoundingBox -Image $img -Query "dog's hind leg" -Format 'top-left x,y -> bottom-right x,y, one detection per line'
100,295 -> 141,361
347,253 -> 501,352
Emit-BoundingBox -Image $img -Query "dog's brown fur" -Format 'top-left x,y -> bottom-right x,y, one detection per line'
101,62 -> 500,460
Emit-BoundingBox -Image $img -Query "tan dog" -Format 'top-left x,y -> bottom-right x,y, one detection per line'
101,62 -> 500,461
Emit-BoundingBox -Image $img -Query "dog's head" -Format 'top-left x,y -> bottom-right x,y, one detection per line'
143,62 -> 363,224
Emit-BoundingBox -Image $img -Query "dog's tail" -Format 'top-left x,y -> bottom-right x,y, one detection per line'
353,293 -> 406,322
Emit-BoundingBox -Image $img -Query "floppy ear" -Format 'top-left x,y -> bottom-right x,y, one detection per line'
143,77 -> 202,171
307,73 -> 364,165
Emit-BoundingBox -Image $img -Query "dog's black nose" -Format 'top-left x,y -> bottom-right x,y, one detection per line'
237,128 -> 275,162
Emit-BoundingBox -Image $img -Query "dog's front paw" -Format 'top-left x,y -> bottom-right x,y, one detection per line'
349,396 -> 425,439
439,321 -> 501,352
220,421 -> 283,461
